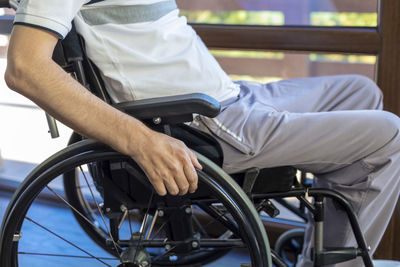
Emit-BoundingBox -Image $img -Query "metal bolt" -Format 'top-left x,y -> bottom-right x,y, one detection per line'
141,261 -> 149,267
192,241 -> 199,248
105,207 -> 111,212
120,205 -> 127,212
158,209 -> 164,217
13,232 -> 22,242
367,246 -> 371,252
165,244 -> 171,251
185,207 -> 192,214
153,117 -> 162,124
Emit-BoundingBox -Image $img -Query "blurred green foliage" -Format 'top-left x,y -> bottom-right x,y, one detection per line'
210,50 -> 375,65
181,10 -> 377,27
180,10 -> 284,25
309,54 -> 376,64
210,50 -> 284,59
311,12 -> 377,26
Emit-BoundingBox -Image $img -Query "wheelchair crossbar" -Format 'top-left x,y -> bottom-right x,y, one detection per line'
116,238 -> 245,249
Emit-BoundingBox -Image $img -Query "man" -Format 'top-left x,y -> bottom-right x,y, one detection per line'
5,0 -> 400,266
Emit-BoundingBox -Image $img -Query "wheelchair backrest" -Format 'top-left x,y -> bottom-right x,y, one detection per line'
53,23 -> 112,104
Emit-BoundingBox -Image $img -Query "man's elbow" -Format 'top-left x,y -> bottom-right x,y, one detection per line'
4,57 -> 33,95
4,65 -> 18,91
5,25 -> 59,95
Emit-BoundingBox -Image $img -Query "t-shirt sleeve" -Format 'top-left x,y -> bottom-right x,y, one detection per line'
14,0 -> 89,39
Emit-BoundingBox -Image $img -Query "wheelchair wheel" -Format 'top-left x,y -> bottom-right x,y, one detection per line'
63,132 -> 230,265
274,228 -> 305,267
63,165 -> 230,265
0,140 -> 271,267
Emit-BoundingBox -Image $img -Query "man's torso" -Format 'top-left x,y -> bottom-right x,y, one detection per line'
15,0 -> 240,103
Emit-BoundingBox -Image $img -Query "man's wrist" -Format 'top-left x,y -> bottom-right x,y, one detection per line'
120,116 -> 154,158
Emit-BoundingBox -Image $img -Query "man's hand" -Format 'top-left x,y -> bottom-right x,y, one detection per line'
130,130 -> 202,196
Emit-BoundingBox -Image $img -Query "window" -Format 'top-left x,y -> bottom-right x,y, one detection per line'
177,0 -> 378,27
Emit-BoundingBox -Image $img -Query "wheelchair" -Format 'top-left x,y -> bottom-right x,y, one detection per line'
0,2 -> 374,266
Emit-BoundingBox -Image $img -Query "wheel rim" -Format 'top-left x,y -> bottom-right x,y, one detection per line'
1,142 -> 270,267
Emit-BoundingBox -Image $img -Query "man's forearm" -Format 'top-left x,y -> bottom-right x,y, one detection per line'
5,30 -> 150,157
6,57 -> 149,156
5,25 -> 200,196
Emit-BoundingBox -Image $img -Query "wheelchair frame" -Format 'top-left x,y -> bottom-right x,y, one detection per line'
0,2 -> 375,265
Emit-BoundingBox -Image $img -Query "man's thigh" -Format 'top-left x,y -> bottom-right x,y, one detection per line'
196,79 -> 396,175
247,74 -> 382,113
221,110 -> 397,174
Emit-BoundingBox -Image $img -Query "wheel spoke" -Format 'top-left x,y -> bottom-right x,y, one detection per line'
197,202 -> 240,236
150,220 -> 168,240
192,211 -> 210,238
45,185 -> 104,235
151,244 -> 178,261
79,166 -> 122,254
76,183 -> 95,189
128,211 -> 133,237
150,207 -> 185,240
25,217 -> 112,266
133,190 -> 154,262
146,210 -> 159,239
74,175 -> 106,234
18,251 -> 118,260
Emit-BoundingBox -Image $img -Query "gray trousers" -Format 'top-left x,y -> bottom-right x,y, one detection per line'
193,75 -> 400,267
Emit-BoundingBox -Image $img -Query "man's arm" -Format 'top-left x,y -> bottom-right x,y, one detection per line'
5,25 -> 201,196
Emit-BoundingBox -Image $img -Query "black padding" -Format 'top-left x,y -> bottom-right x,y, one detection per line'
0,0 -> 9,8
171,124 -> 223,166
62,23 -> 83,62
231,166 -> 297,194
114,93 -> 221,120
52,41 -> 67,67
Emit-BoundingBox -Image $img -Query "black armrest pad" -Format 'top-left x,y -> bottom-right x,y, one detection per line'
113,93 -> 221,120
0,1 -> 10,8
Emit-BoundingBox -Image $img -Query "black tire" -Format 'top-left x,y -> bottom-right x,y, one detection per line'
0,140 -> 271,267
274,228 -> 305,267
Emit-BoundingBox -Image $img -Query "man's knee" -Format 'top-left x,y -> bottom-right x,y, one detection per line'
366,111 -> 400,154
350,74 -> 383,109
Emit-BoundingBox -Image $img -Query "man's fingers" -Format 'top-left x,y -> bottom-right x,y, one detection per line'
163,176 -> 180,196
189,150 -> 202,170
150,179 -> 167,196
173,170 -> 190,195
134,135 -> 201,196
183,160 -> 198,193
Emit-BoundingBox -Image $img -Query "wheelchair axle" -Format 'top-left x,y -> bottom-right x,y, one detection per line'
118,242 -> 151,267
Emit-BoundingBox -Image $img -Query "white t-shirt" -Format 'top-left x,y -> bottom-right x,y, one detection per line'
14,0 -> 240,103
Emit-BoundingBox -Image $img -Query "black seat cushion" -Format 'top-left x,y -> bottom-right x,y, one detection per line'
231,166 -> 297,194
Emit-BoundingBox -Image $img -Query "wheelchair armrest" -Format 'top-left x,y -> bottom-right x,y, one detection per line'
1,0 -> 17,9
0,0 -> 9,8
114,93 -> 221,124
